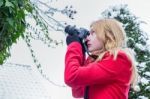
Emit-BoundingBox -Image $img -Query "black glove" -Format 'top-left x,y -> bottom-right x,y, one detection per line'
66,35 -> 98,60
66,35 -> 82,45
66,35 -> 86,54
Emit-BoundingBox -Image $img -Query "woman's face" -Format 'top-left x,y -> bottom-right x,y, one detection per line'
86,29 -> 104,54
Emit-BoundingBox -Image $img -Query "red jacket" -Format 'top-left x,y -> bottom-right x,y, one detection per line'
64,42 -> 132,99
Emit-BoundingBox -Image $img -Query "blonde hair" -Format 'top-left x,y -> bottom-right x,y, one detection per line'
90,18 -> 138,90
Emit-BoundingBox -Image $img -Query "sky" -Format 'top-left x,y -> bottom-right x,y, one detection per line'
6,0 -> 150,99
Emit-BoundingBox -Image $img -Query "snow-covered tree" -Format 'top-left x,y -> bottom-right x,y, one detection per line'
101,4 -> 150,99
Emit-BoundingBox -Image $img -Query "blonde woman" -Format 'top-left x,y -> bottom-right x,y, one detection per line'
64,19 -> 138,99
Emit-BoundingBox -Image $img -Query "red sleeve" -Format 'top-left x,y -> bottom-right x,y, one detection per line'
71,86 -> 85,98
64,42 -> 131,87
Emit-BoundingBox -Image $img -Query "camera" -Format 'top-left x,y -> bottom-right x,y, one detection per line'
64,25 -> 98,59
64,25 -> 89,39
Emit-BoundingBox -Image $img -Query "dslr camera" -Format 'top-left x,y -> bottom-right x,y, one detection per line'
64,25 -> 90,39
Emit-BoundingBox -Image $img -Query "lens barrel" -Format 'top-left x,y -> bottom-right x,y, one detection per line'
64,25 -> 89,39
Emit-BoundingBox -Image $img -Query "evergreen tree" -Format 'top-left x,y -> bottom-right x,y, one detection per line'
101,4 -> 150,99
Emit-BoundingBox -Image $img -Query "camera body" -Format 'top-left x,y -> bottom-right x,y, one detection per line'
64,25 -> 89,39
64,25 -> 98,59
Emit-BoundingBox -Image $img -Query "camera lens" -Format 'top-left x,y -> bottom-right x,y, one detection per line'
65,25 -> 79,35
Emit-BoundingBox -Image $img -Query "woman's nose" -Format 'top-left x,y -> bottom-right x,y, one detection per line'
85,35 -> 90,42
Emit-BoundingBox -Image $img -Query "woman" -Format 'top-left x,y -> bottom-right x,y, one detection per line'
64,19 -> 138,99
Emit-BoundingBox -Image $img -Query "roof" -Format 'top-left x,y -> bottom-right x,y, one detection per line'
0,63 -> 51,99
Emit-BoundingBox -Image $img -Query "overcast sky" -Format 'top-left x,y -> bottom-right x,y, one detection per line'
7,0 -> 150,99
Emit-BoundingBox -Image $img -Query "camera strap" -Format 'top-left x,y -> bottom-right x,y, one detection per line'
83,40 -> 98,60
84,86 -> 89,99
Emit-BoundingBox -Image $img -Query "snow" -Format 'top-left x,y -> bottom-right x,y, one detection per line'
140,77 -> 150,85
138,96 -> 149,99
